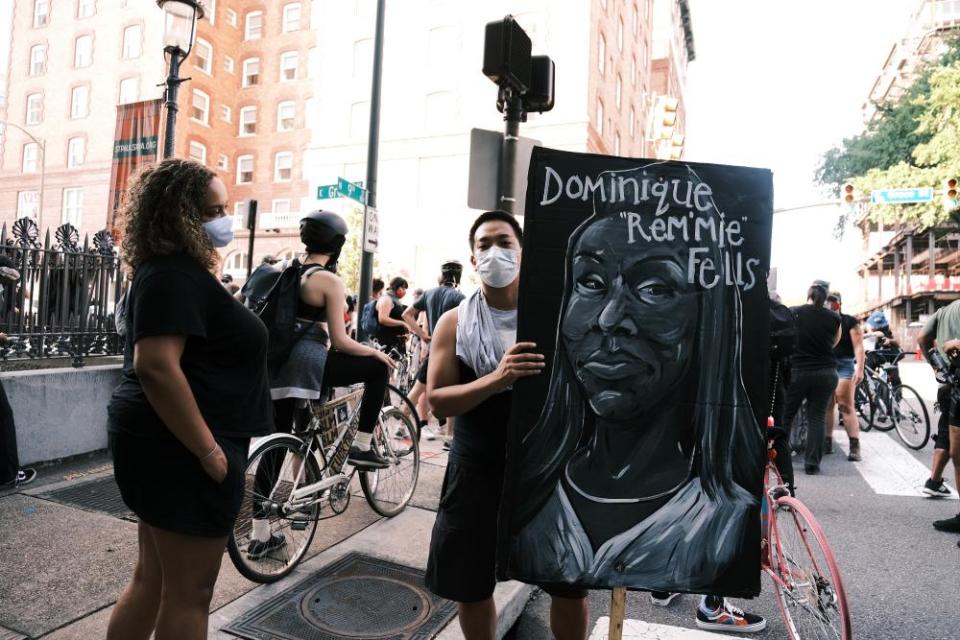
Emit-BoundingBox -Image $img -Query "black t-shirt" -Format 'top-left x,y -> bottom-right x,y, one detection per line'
450,359 -> 510,468
376,291 -> 408,346
108,253 -> 274,439
791,304 -> 841,370
834,313 -> 858,360
413,285 -> 464,336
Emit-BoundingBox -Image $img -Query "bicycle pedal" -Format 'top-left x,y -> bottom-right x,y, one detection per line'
290,520 -> 309,531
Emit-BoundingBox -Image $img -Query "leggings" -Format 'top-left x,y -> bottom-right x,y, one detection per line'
783,367 -> 839,472
274,351 -> 389,435
0,379 -> 19,484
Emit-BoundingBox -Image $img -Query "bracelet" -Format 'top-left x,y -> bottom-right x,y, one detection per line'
198,443 -> 220,462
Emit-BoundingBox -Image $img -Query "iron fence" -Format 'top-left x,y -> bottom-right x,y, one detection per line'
0,217 -> 126,367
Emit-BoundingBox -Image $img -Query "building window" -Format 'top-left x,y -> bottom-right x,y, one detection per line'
618,16 -> 624,51
274,152 -> 293,181
277,101 -> 296,131
26,93 -> 43,125
598,34 -> 605,75
280,52 -> 298,81
17,191 -> 40,219
616,75 -> 622,108
78,0 -> 95,18
220,105 -> 232,122
614,132 -> 621,156
194,38 -> 212,73
67,137 -> 85,168
350,101 -> 369,138
217,154 -> 229,171
118,77 -> 138,104
224,55 -> 235,73
632,4 -> 639,35
62,188 -> 84,227
70,85 -> 89,119
22,143 -> 40,173
631,56 -> 637,84
282,3 -> 301,32
33,0 -> 49,27
425,91 -> 457,130
242,58 -> 260,87
206,0 -> 216,24
239,106 -> 257,135
353,38 -> 372,78
596,98 -> 604,136
74,35 -> 93,68
226,8 -> 238,26
237,155 -> 254,184
191,89 -> 209,124
272,199 -> 291,214
245,11 -> 263,40
189,141 -> 207,165
629,106 -> 636,137
122,24 -> 142,58
29,45 -> 46,76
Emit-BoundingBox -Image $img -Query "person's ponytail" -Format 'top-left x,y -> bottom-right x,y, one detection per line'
808,285 -> 827,307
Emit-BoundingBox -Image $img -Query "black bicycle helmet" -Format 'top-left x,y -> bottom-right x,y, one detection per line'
300,210 -> 348,269
440,259 -> 463,284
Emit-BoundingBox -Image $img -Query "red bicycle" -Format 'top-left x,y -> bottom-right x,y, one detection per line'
762,416 -> 852,639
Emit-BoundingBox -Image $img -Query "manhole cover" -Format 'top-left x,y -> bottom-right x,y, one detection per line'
38,475 -> 134,521
223,553 -> 457,640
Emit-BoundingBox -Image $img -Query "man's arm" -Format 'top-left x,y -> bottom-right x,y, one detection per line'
401,305 -> 429,341
919,312 -> 939,365
376,295 -> 407,329
851,323 -> 865,385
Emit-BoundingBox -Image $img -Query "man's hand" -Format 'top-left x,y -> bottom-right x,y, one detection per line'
493,342 -> 545,390
0,333 -> 7,346
199,444 -> 228,484
943,338 -> 960,358
852,367 -> 864,385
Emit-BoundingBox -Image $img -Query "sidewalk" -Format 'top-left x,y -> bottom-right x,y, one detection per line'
0,430 -> 532,639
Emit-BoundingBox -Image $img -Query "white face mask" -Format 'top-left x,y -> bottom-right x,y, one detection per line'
475,245 -> 519,289
202,216 -> 234,248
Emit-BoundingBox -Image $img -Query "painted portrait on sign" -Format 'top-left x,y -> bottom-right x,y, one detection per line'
497,148 -> 772,596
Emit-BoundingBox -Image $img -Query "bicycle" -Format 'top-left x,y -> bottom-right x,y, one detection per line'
764,418 -> 852,639
859,351 -> 930,449
227,384 -> 420,583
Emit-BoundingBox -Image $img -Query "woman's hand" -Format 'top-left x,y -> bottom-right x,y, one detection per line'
494,342 -> 545,390
199,444 -> 228,483
370,347 -> 396,370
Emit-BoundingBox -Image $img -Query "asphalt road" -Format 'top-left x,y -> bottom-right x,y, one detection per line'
508,362 -> 959,640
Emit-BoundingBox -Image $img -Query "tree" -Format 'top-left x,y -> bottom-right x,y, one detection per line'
337,205 -> 379,296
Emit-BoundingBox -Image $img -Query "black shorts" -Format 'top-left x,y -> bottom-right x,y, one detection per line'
936,384 -> 955,450
417,356 -> 429,385
425,456 -> 587,603
110,431 -> 249,537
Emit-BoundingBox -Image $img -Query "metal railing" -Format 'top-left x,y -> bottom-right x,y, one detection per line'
0,217 -> 127,367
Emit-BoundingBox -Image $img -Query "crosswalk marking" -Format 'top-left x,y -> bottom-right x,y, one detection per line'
589,617 -> 735,639
832,430 -> 957,500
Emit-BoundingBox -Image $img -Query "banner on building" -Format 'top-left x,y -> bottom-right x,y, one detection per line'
496,147 -> 773,596
107,99 -> 162,232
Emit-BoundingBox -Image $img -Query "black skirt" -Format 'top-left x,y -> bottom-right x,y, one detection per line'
110,431 -> 250,538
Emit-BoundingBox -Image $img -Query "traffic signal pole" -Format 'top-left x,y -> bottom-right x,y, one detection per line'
498,89 -> 524,216
356,0 -> 385,343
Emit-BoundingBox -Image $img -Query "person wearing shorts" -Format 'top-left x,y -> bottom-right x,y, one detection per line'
825,291 -> 864,461
425,211 -> 588,640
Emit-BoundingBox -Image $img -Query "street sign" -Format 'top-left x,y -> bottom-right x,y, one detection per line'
467,128 -> 541,215
362,206 -> 379,253
337,177 -> 367,204
317,184 -> 339,199
870,187 -> 934,205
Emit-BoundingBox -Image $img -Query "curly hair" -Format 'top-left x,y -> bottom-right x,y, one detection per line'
119,159 -> 219,273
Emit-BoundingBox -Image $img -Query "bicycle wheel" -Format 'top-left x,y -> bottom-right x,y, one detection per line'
854,381 -> 874,432
360,407 -> 420,517
228,436 -> 322,583
892,384 -> 930,449
770,496 -> 852,640
870,381 -> 896,431
385,383 -> 422,433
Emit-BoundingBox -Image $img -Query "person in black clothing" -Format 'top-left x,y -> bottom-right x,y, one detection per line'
825,291 -> 864,461
0,260 -> 36,489
426,211 -> 589,640
376,276 -> 409,354
106,159 -> 274,639
782,281 -> 842,477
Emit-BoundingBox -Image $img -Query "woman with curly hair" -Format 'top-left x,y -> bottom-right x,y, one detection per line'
105,159 -> 273,640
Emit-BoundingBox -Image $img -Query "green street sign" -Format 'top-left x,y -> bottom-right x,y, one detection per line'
317,184 -> 339,199
337,177 -> 367,204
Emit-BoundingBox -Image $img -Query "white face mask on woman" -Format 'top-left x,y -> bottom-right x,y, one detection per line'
202,216 -> 234,248
475,245 -> 519,288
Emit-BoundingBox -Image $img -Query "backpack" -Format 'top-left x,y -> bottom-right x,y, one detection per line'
241,258 -> 323,373
769,298 -> 798,361
360,299 -> 379,336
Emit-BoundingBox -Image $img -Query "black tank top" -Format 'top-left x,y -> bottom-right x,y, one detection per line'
297,264 -> 327,321
449,359 -> 511,468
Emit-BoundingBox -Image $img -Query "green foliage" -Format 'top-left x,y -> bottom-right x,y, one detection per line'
337,205 -> 379,295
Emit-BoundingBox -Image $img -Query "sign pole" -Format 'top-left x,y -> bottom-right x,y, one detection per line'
608,587 -> 627,640
245,199 -> 257,279
357,0 -> 385,342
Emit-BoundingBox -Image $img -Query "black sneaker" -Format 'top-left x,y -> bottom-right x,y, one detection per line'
696,599 -> 766,633
2,468 -> 36,488
649,591 -> 681,607
923,478 -> 953,498
805,464 -> 820,475
349,446 -> 389,469
247,533 -> 286,559
932,513 -> 960,533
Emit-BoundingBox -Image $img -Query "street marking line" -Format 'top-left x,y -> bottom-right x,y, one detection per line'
833,430 -> 957,500
590,617 -> 738,639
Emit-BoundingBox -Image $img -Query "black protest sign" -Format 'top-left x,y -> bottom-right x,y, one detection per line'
496,147 -> 773,596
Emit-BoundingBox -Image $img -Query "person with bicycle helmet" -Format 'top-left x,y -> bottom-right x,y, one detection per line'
825,291 -> 864,462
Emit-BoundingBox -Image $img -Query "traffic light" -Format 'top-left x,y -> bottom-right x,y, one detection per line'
943,178 -> 958,209
841,183 -> 856,205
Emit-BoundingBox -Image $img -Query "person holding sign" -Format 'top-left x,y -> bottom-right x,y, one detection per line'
425,211 -> 589,640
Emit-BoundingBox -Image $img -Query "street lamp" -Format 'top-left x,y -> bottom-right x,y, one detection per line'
0,120 -> 45,229
157,0 -> 205,159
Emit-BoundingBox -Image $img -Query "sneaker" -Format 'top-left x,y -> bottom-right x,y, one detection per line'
420,424 -> 439,441
2,468 -> 36,488
804,464 -> 820,475
247,533 -> 286,559
348,446 -> 389,469
441,439 -> 451,452
696,599 -> 766,633
650,591 -> 681,607
932,513 -> 960,533
923,478 -> 952,498
824,437 -> 834,454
